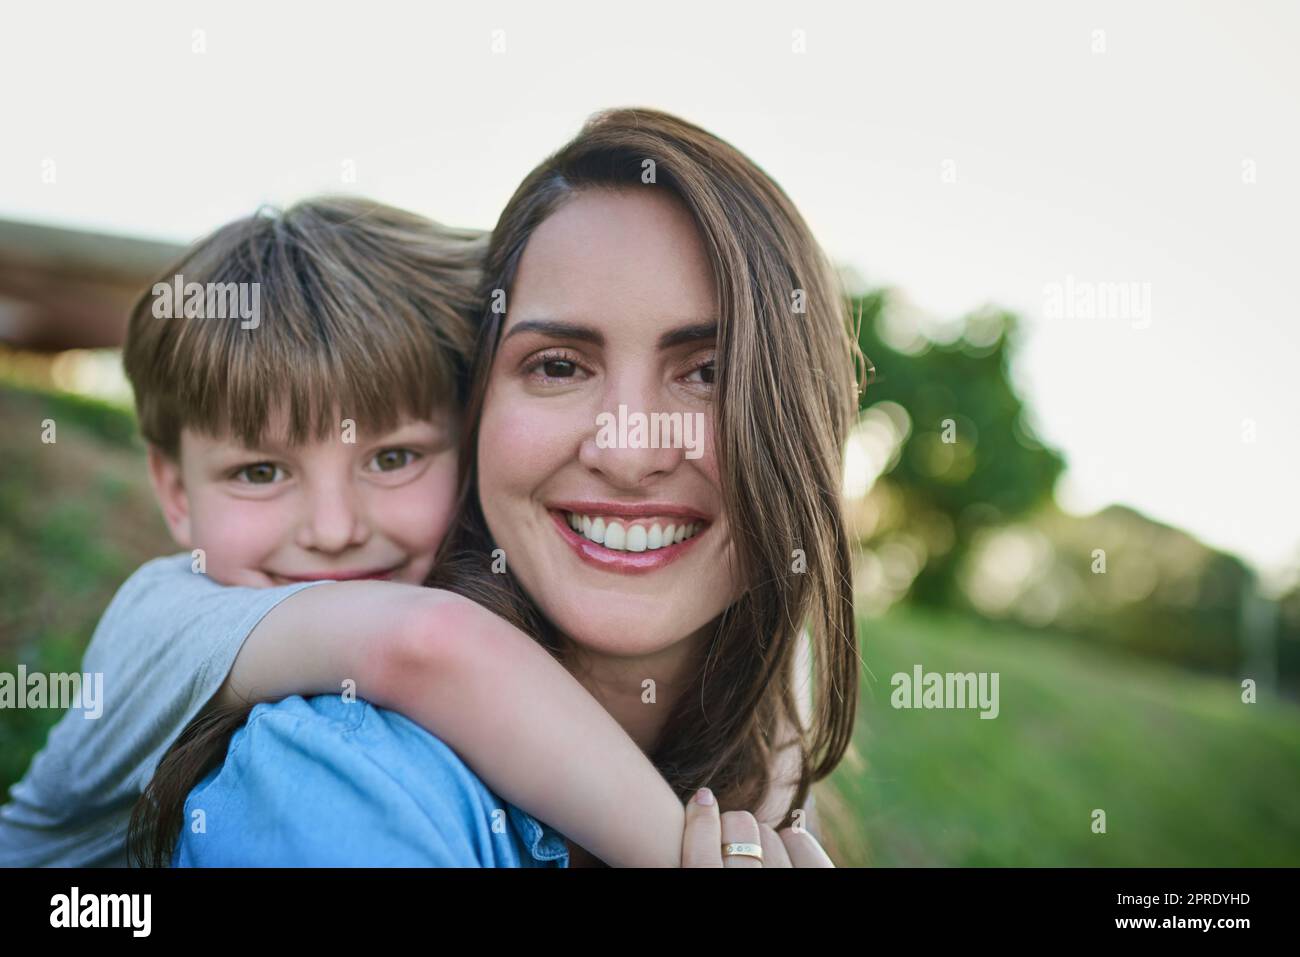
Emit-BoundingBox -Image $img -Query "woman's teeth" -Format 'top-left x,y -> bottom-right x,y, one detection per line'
565,513 -> 702,552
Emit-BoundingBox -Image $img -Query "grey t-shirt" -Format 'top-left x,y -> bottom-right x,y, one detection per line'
0,553 -> 325,867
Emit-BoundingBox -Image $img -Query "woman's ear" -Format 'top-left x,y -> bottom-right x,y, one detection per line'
147,444 -> 194,548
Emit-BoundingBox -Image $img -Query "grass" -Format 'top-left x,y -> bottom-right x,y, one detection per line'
823,605 -> 1300,866
0,384 -> 174,788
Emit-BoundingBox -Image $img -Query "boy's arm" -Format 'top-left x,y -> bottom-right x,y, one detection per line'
213,581 -> 685,867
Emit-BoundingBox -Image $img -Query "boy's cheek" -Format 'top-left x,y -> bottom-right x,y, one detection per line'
377,467 -> 459,566
188,498 -> 286,584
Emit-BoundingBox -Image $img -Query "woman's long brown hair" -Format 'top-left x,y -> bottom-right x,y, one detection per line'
433,108 -> 865,826
132,109 -> 866,865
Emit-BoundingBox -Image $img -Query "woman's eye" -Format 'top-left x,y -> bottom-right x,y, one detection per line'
686,359 -> 716,386
524,351 -> 588,383
370,448 -> 417,472
235,463 -> 282,484
541,359 -> 577,378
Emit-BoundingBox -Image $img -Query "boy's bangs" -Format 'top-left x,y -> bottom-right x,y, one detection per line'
178,290 -> 456,450
125,197 -> 482,456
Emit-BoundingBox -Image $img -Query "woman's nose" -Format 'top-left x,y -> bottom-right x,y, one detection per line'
577,397 -> 689,490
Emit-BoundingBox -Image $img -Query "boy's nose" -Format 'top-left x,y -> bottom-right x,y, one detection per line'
297,483 -> 370,554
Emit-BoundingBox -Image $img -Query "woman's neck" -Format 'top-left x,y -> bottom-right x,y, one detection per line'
558,628 -> 706,753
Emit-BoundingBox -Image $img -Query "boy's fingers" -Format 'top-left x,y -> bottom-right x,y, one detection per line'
758,824 -> 792,868
720,810 -> 762,868
682,788 -> 723,868
779,826 -> 835,868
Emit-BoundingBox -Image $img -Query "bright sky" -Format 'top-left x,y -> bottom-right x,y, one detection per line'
3,0 -> 1296,584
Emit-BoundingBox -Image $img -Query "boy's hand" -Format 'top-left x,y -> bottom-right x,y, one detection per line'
681,787 -> 834,868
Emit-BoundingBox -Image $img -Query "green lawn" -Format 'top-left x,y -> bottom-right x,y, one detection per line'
0,385 -> 174,787
826,605 -> 1300,865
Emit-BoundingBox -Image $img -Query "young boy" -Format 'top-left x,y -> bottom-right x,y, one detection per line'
0,197 -> 802,867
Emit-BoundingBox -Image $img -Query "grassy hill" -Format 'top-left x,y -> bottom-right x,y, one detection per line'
0,385 -> 174,787
824,605 -> 1300,865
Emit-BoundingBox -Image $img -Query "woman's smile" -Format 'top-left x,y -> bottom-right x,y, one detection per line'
549,501 -> 710,573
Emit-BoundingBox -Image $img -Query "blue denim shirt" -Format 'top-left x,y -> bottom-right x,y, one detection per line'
173,695 -> 569,867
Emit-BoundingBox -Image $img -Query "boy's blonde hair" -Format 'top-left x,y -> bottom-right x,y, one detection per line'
123,196 -> 485,457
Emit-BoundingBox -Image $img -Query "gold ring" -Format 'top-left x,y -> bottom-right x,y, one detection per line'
721,842 -> 763,862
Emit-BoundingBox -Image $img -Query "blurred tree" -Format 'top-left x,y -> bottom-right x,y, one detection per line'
1277,578 -> 1300,695
957,504 -> 1254,675
852,292 -> 1067,608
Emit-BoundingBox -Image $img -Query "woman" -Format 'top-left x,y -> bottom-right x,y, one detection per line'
149,108 -> 862,867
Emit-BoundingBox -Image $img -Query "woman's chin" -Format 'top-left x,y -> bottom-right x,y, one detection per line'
546,595 -> 713,661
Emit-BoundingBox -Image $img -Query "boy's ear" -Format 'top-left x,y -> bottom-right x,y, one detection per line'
146,444 -> 194,548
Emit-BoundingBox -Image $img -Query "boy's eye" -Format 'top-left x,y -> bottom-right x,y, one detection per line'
235,463 -> 283,484
369,448 -> 418,472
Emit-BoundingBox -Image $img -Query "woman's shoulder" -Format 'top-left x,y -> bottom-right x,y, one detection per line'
204,693 -> 488,815
176,695 -> 566,867
235,695 -> 490,793
240,692 -> 382,740
239,694 -> 494,799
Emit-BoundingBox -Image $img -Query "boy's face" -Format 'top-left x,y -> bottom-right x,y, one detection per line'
147,407 -> 458,588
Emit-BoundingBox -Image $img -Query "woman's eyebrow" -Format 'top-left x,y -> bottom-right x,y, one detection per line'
502,320 -> 603,345
658,321 -> 716,350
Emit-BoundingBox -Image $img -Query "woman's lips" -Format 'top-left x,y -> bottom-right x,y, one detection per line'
549,509 -> 706,574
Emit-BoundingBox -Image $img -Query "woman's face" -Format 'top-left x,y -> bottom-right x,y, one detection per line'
477,187 -> 741,660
